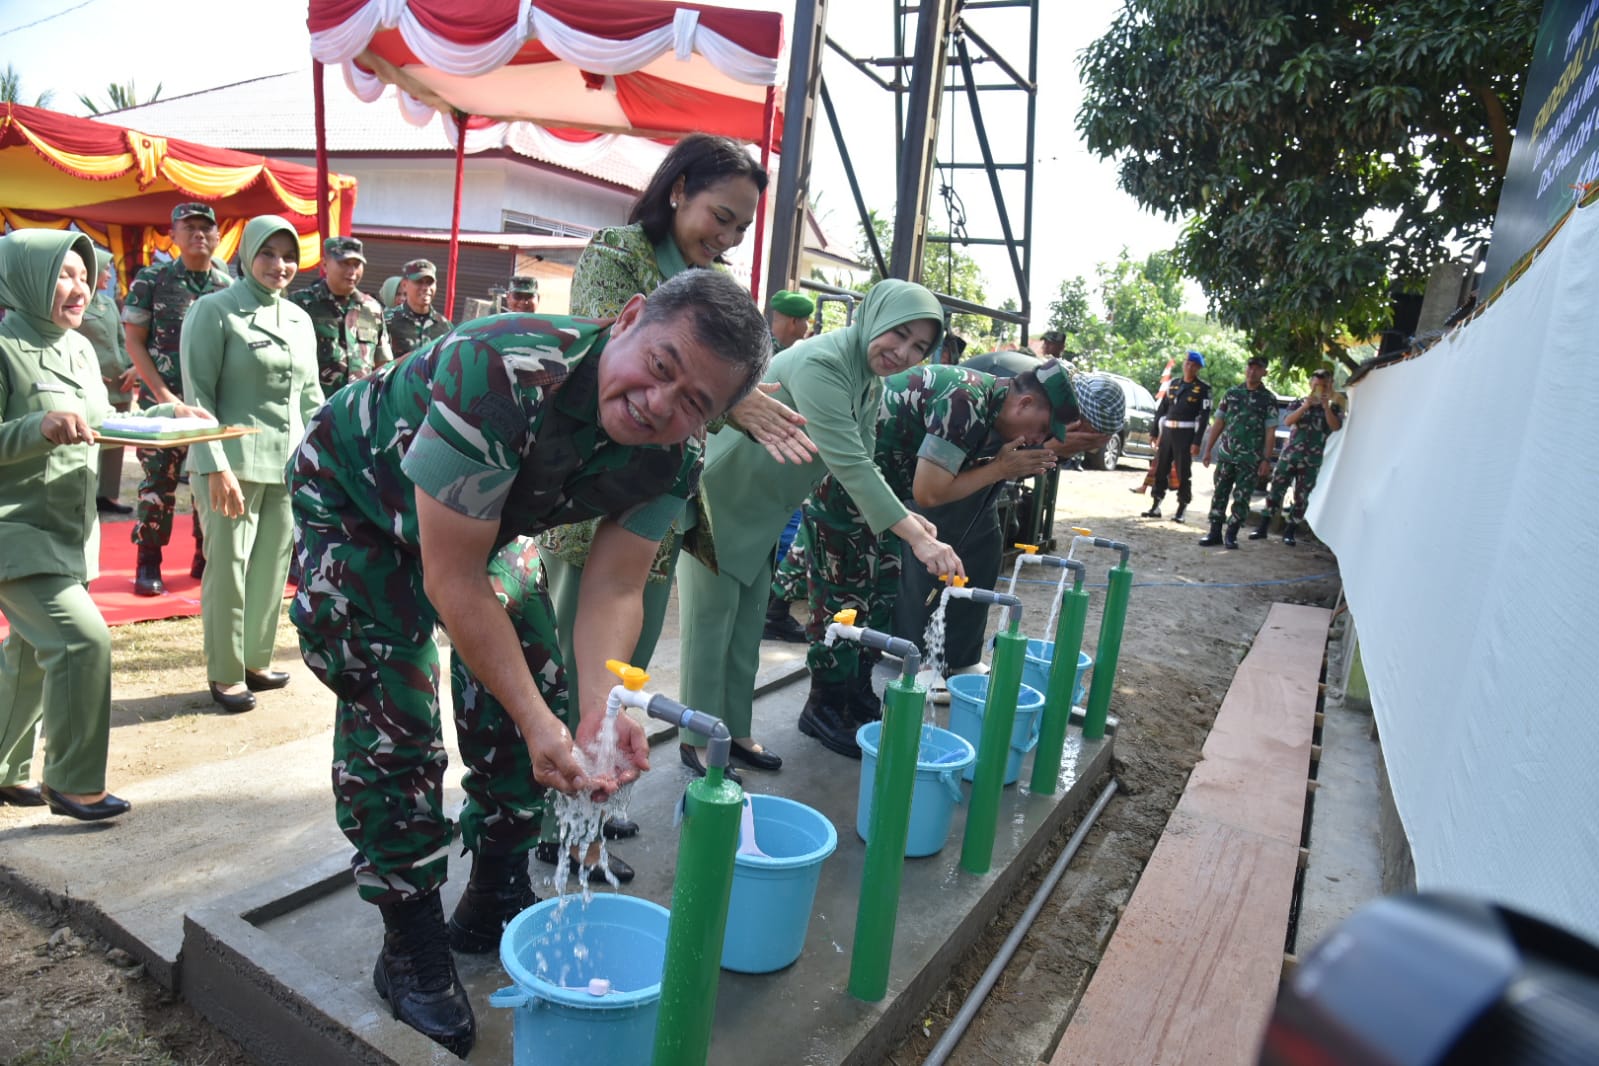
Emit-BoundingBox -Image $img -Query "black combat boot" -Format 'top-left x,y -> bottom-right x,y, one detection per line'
448,851 -> 537,954
133,547 -> 166,597
797,680 -> 862,758
762,594 -> 806,643
1249,512 -> 1272,540
1223,522 -> 1241,549
1172,502 -> 1187,523
1198,521 -> 1224,547
190,514 -> 206,579
375,891 -> 476,1057
848,660 -> 883,724
1282,522 -> 1298,547
1139,499 -> 1161,519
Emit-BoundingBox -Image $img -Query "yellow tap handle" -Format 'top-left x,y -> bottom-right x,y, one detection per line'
833,608 -> 858,626
1014,543 -> 1039,554
604,659 -> 649,691
940,573 -> 970,588
1070,526 -> 1092,536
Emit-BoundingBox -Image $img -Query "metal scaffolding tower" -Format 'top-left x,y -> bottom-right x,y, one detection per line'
766,0 -> 1041,342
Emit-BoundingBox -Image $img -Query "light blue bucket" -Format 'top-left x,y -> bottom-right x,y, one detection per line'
722,794 -> 838,973
1021,640 -> 1093,709
855,721 -> 976,857
491,894 -> 670,1066
946,676 -> 1045,785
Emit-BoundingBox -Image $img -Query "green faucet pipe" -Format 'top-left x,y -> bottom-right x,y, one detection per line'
1030,561 -> 1089,795
651,715 -> 741,1066
1082,561 -> 1132,741
961,621 -> 1026,874
848,666 -> 927,1001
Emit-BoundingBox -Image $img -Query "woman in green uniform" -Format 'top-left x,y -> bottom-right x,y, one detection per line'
182,216 -> 323,712
677,279 -> 966,775
0,230 -> 202,820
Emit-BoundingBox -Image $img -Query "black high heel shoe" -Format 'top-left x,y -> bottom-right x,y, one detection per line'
0,784 -> 45,806
679,744 -> 742,785
209,683 -> 257,713
244,669 -> 291,692
728,740 -> 782,771
40,785 -> 130,822
533,841 -> 635,884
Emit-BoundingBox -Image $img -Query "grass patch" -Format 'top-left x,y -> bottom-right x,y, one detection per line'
10,1025 -> 178,1066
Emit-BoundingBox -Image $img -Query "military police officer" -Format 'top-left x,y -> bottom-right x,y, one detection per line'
1142,349 -> 1213,523
291,236 -> 390,393
122,203 -> 233,595
1252,368 -> 1342,546
1198,355 -> 1279,548
503,274 -> 539,313
384,258 -> 453,359
288,269 -> 769,1056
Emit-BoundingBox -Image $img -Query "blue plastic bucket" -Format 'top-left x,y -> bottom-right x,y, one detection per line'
491,894 -> 670,1066
855,721 -> 976,857
1021,640 -> 1094,709
946,676 -> 1045,785
722,794 -> 838,973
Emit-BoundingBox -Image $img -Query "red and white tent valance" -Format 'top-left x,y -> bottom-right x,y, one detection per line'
307,0 -> 786,143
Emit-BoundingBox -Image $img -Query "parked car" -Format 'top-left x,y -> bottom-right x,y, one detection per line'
1079,372 -> 1157,470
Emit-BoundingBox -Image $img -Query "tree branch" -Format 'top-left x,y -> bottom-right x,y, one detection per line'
1473,81 -> 1514,177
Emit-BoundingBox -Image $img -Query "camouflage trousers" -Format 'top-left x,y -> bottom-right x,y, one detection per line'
771,519 -> 809,603
1208,456 -> 1263,526
133,444 -> 201,551
1266,455 -> 1323,524
800,476 -> 902,686
289,460 -> 566,906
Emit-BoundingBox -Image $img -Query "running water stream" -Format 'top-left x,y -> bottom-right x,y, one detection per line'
1042,566 -> 1072,642
545,712 -> 633,903
916,589 -> 955,722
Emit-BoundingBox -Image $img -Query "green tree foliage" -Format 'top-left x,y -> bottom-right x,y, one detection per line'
1,63 -> 54,107
1078,0 -> 1541,368
857,210 -> 998,347
77,79 -> 162,115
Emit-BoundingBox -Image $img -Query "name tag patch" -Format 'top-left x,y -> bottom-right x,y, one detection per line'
32,382 -> 69,394
249,340 -> 273,350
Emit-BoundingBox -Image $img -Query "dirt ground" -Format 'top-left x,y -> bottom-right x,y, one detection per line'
0,459 -> 1339,1065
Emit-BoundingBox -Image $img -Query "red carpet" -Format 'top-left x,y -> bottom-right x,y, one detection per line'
0,530 -> 292,641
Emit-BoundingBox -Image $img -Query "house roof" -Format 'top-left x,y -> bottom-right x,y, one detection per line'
98,68 -> 669,191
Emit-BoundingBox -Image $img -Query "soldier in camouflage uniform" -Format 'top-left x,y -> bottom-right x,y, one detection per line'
290,236 -> 390,393
796,360 -> 1121,758
1198,355 -> 1280,548
1252,368 -> 1342,546
122,203 -> 233,596
286,270 -> 768,1056
502,274 -> 539,313
383,258 -> 453,359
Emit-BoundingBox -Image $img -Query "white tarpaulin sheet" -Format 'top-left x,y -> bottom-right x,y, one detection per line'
1309,201 -> 1599,942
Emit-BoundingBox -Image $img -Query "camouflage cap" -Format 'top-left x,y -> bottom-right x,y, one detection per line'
508,275 -> 539,295
1247,354 -> 1269,368
402,258 -> 438,281
171,202 -> 217,225
323,236 -> 366,262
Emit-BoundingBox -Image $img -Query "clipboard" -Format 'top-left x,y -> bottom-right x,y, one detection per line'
93,425 -> 260,448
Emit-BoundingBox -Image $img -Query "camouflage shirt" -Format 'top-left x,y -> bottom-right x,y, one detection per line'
121,258 -> 232,396
290,279 -> 391,392
1280,398 -> 1342,465
298,313 -> 701,555
384,303 -> 453,360
874,365 -> 1005,499
1212,384 -> 1280,463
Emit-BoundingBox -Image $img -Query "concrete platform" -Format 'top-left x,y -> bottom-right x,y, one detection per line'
181,669 -> 1112,1065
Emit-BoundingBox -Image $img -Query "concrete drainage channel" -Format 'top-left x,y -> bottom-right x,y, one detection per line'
174,665 -> 1114,1065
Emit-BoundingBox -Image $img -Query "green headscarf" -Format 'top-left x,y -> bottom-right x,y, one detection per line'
796,277 -> 943,369
92,246 -> 114,283
379,275 -> 402,307
238,215 -> 299,309
0,229 -> 96,343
